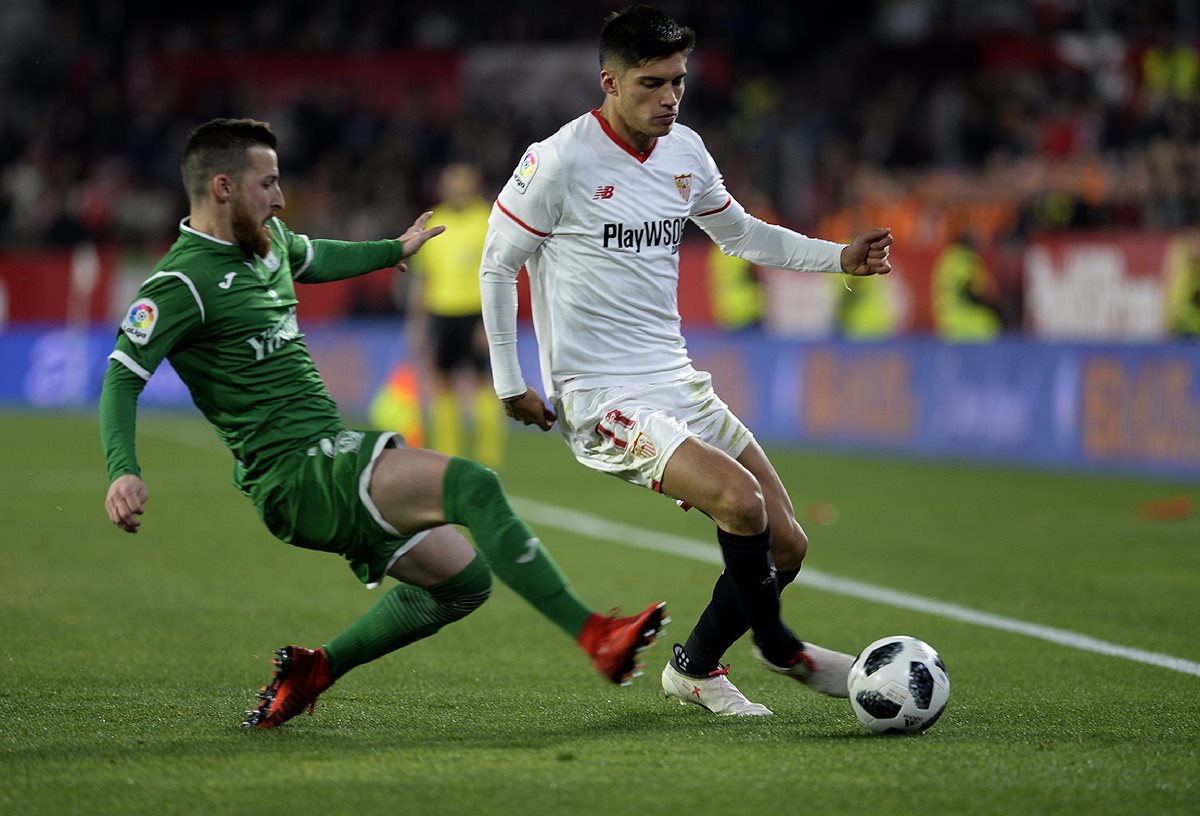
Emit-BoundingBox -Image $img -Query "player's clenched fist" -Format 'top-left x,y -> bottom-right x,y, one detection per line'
106,473 -> 148,533
840,227 -> 893,277
502,387 -> 557,431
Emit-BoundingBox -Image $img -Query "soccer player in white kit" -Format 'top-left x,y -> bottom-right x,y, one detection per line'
480,4 -> 893,715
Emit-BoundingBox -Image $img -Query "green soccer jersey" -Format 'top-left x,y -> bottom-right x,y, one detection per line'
102,217 -> 404,493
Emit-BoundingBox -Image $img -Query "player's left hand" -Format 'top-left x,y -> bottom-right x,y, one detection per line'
840,227 -> 893,276
106,473 -> 148,534
502,387 -> 557,431
397,211 -> 447,264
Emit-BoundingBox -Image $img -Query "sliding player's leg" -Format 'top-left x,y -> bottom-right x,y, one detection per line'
371,447 -> 666,685
245,525 -> 489,729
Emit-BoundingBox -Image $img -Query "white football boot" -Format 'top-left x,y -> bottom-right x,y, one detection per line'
661,659 -> 773,716
752,642 -> 853,698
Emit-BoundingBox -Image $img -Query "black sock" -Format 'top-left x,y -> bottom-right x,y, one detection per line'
717,526 -> 799,663
674,571 -> 747,676
775,565 -> 801,593
674,544 -> 805,676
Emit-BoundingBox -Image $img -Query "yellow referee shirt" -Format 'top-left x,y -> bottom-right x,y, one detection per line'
416,200 -> 492,316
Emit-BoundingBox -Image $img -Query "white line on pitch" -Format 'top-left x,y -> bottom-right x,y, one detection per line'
134,423 -> 1200,679
512,496 -> 1200,679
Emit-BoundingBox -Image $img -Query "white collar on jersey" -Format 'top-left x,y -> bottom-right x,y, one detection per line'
180,217 -> 237,247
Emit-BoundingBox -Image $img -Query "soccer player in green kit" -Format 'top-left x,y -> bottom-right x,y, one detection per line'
99,118 -> 665,729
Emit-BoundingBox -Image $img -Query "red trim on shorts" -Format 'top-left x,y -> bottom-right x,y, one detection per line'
591,109 -> 656,163
595,422 -> 628,449
651,480 -> 692,511
496,199 -> 550,237
595,409 -> 636,449
605,409 -> 635,428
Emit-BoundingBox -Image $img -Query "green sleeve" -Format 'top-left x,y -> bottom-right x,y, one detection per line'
99,359 -> 148,482
294,238 -> 405,284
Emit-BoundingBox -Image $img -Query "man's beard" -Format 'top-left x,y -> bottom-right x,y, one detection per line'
231,196 -> 271,258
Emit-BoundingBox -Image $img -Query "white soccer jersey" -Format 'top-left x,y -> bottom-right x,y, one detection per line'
480,109 -> 846,402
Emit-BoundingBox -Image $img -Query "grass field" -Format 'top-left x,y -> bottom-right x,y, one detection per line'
2,409 -> 1198,815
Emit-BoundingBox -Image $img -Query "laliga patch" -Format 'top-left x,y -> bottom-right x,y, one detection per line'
120,298 -> 159,346
512,148 -> 539,194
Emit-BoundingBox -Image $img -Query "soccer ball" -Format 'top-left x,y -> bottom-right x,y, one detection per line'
847,635 -> 950,735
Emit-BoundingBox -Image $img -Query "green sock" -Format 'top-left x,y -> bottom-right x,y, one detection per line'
442,457 -> 593,638
323,553 -> 492,678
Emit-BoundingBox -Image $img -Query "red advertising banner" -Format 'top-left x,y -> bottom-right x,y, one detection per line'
1024,231 -> 1179,340
0,246 -> 399,327
0,246 -> 117,324
4,230 -> 1197,340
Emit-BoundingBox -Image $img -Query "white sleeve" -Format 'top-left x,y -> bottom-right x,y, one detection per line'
694,195 -> 846,273
480,221 -> 537,400
479,142 -> 563,399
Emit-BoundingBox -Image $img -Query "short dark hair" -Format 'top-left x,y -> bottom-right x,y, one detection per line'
599,4 -> 695,71
181,118 -> 277,203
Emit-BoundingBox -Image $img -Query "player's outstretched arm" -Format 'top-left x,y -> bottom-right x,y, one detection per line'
840,227 -> 893,276
106,474 -> 148,534
502,387 -> 557,431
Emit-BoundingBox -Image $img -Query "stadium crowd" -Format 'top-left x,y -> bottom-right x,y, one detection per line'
1,0 -> 1197,257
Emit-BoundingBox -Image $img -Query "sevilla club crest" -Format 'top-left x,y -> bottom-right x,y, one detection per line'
674,173 -> 692,202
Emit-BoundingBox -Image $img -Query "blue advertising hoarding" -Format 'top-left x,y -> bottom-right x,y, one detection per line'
2,324 -> 1197,480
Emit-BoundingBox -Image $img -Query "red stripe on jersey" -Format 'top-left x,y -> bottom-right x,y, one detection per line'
694,196 -> 732,217
496,199 -> 550,237
590,109 -> 656,163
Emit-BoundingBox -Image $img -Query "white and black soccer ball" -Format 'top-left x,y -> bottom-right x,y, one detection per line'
848,635 -> 950,735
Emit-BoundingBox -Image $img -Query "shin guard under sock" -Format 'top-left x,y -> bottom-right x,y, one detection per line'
441,457 -> 592,637
323,553 -> 492,678
676,528 -> 802,673
676,562 -> 806,675
716,525 -> 798,663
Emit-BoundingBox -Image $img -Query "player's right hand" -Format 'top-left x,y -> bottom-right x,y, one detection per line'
502,387 -> 557,431
106,473 -> 148,533
397,211 -> 446,259
840,227 -> 893,276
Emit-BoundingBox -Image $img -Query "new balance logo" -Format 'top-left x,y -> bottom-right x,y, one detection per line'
593,185 -> 615,200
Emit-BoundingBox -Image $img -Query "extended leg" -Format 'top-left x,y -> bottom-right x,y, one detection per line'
244,526 -> 490,729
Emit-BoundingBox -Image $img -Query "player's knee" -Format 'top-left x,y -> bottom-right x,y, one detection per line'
445,570 -> 492,622
773,521 -> 808,570
456,457 -> 503,502
444,457 -> 507,525
431,556 -> 493,624
713,481 -> 767,535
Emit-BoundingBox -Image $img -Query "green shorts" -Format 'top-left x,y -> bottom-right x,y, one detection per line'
253,430 -> 428,588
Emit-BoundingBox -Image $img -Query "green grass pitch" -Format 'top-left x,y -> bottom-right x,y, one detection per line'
2,410 -> 1197,815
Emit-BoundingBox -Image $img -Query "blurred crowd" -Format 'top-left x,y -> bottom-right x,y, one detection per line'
1,0 -> 1198,255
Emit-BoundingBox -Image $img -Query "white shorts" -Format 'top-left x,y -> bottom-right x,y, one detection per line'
558,369 -> 754,493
